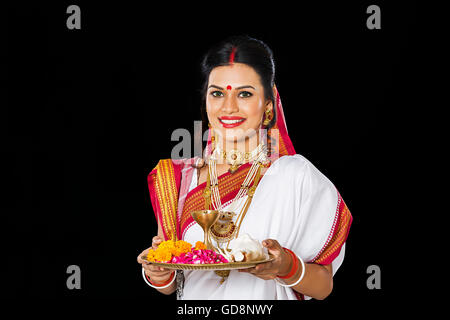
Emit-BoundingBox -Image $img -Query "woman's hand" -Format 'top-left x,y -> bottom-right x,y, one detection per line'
137,236 -> 174,284
238,239 -> 292,280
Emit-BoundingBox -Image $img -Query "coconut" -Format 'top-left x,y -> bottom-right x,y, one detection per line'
228,234 -> 269,262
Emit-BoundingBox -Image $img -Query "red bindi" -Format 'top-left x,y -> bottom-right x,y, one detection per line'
226,85 -> 232,90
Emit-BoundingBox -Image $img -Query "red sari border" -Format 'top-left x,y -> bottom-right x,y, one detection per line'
310,191 -> 353,265
147,159 -> 183,240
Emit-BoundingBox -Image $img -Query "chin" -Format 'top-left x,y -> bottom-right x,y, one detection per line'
221,128 -> 258,140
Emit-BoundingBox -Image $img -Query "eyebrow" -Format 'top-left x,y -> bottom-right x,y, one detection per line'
208,85 -> 224,90
208,85 -> 256,90
236,85 -> 255,90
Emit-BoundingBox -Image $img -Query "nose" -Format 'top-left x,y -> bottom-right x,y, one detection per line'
221,94 -> 239,114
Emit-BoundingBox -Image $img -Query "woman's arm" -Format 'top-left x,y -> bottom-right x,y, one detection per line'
283,261 -> 333,300
138,220 -> 177,295
153,222 -> 177,295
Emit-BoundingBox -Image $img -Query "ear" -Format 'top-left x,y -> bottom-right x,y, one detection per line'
265,86 -> 277,112
265,99 -> 273,112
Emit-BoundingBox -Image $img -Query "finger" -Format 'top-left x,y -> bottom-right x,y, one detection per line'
262,239 -> 283,256
239,267 -> 275,279
153,266 -> 172,274
254,262 -> 272,273
153,235 -> 163,241
147,272 -> 174,283
248,267 -> 259,274
144,267 -> 173,277
137,249 -> 150,263
152,236 -> 163,245
143,267 -> 173,278
138,253 -> 150,264
144,264 -> 167,272
255,264 -> 278,276
149,267 -> 171,274
262,239 -> 281,249
144,269 -> 170,279
255,274 -> 277,280
146,265 -> 169,272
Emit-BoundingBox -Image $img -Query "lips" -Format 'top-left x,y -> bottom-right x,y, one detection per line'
218,116 -> 246,128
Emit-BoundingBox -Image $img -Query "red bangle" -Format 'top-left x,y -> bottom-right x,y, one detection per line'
277,248 -> 298,279
146,271 -> 175,287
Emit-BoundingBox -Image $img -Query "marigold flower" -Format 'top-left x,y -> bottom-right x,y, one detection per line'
146,239 -> 225,263
154,247 -> 172,262
194,241 -> 207,250
147,249 -> 156,262
175,240 -> 192,254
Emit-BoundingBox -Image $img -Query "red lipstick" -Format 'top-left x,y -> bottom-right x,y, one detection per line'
218,116 -> 246,128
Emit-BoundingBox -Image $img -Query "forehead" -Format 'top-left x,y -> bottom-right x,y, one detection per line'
208,63 -> 261,86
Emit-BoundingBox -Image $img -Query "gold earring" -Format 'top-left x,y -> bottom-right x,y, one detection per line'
209,124 -> 216,150
263,109 -> 272,126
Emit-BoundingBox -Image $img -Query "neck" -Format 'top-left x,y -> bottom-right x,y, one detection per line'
216,131 -> 261,154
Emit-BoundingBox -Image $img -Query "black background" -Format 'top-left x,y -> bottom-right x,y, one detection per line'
4,0 -> 420,310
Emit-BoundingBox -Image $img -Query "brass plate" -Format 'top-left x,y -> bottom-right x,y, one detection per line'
141,255 -> 274,271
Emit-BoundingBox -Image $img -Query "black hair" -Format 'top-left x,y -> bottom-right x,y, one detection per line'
200,35 -> 277,130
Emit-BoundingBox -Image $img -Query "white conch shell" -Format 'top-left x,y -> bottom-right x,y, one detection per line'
228,234 -> 269,262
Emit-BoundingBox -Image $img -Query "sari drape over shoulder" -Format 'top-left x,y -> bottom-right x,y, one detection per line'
146,87 -> 353,300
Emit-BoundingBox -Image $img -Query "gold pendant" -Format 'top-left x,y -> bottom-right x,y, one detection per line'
210,211 -> 236,243
215,270 -> 230,284
211,221 -> 236,242
226,150 -> 244,174
228,164 -> 239,174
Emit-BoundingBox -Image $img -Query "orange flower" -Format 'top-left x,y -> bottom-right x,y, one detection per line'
147,249 -> 156,262
175,240 -> 192,255
154,248 -> 172,262
194,241 -> 206,250
147,240 -> 205,262
158,240 -> 176,251
148,240 -> 193,262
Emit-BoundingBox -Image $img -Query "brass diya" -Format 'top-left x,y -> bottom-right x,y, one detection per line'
191,210 -> 220,251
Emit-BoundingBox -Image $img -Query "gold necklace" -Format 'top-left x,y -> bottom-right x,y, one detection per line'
204,162 -> 265,283
210,143 -> 267,173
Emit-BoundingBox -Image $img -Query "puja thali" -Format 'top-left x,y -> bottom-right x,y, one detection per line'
141,255 -> 274,271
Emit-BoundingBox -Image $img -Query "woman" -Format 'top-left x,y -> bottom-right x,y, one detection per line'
137,35 -> 352,300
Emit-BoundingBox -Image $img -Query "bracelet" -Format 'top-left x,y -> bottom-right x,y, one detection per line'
146,272 -> 175,287
274,252 -> 306,288
277,248 -> 298,279
142,267 -> 176,289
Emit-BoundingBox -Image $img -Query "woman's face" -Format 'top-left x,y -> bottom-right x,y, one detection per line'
206,63 -> 272,146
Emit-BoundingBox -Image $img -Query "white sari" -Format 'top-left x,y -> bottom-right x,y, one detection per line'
181,154 -> 348,300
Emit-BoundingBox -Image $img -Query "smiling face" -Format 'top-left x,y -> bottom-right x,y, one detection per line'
206,63 -> 273,148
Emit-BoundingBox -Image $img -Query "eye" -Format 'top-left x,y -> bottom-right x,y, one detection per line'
211,91 -> 224,97
238,91 -> 253,98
